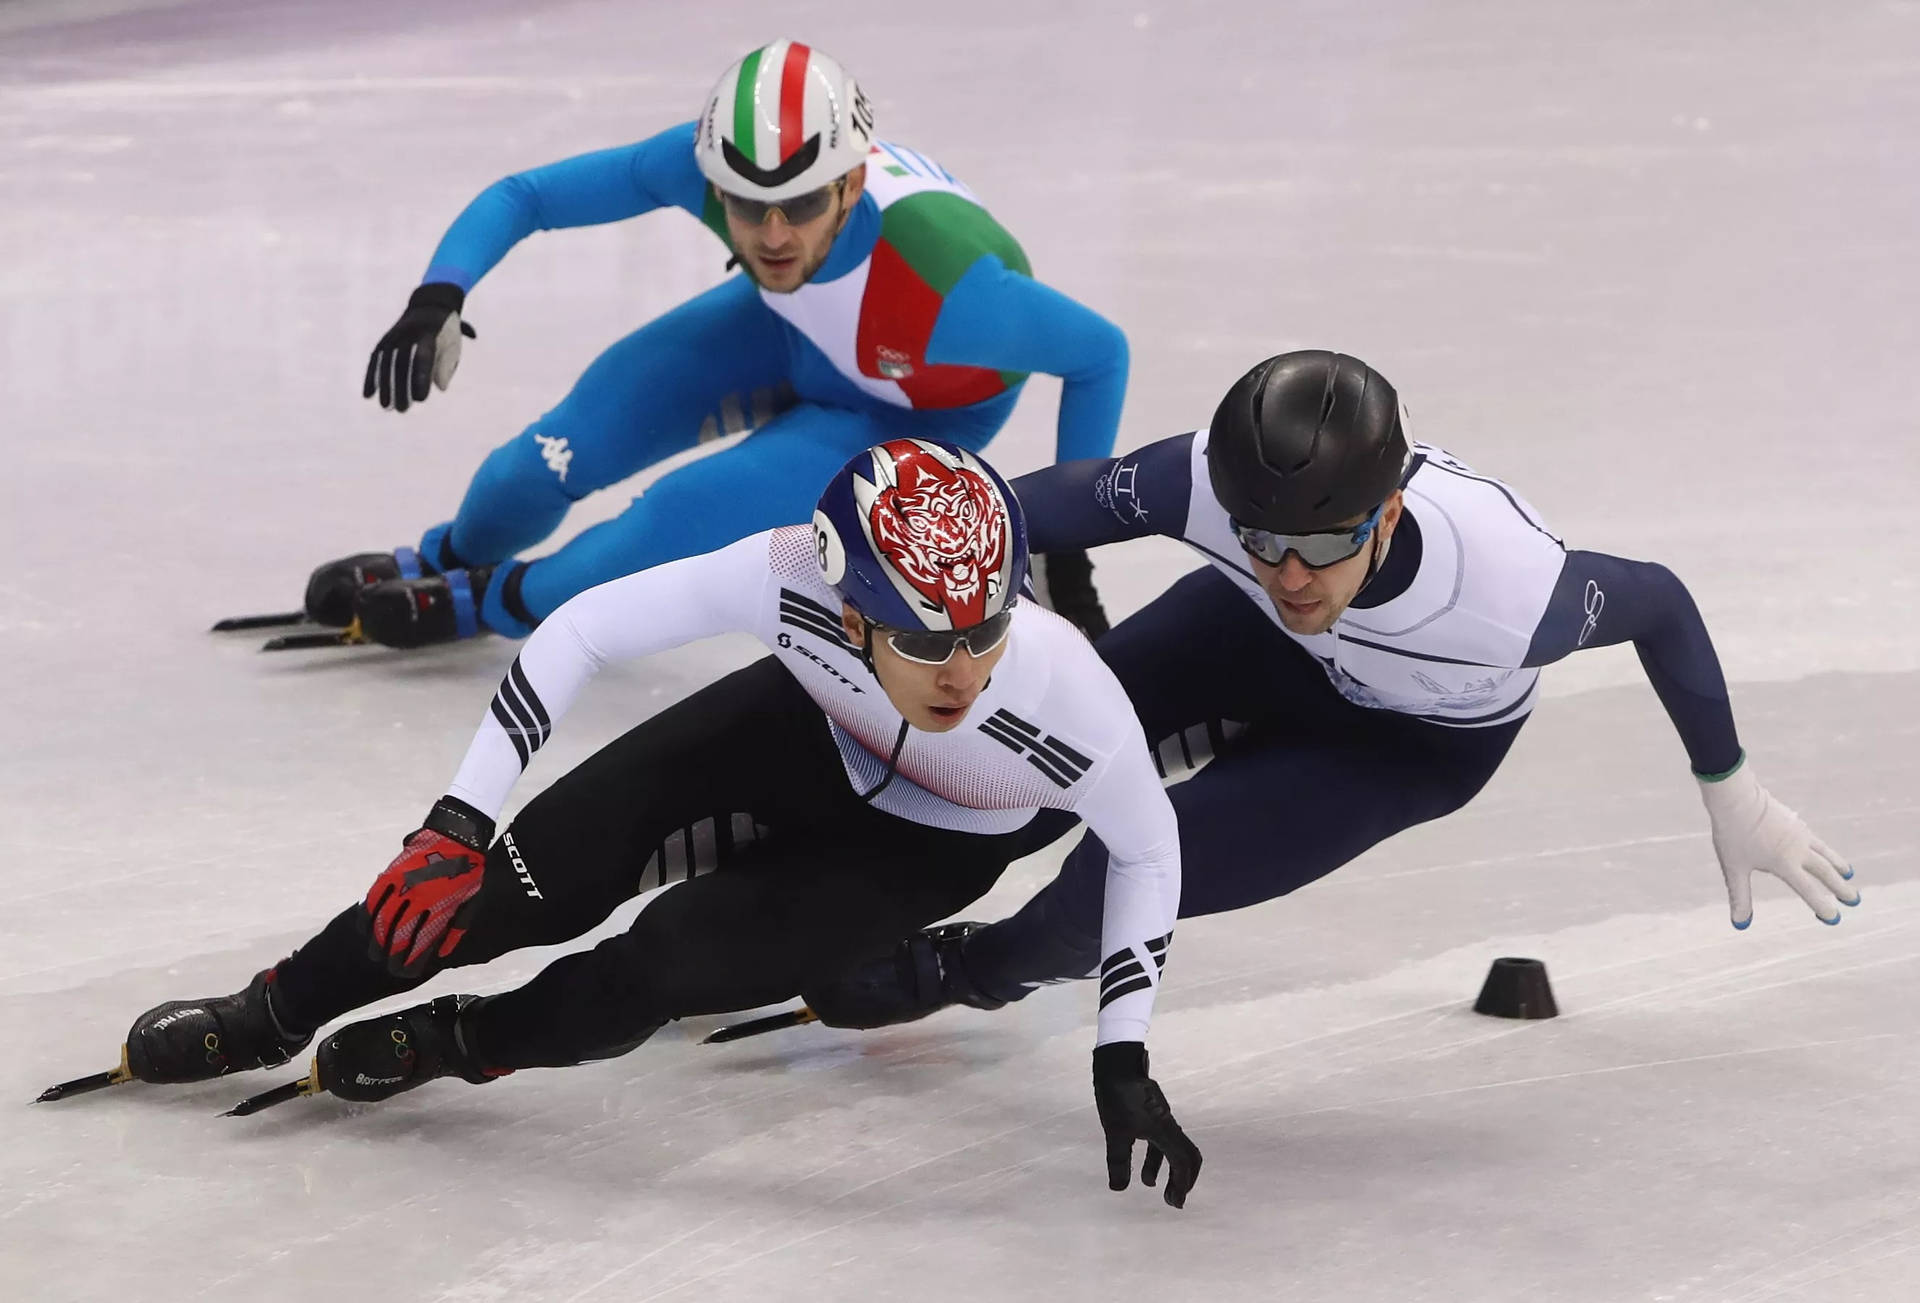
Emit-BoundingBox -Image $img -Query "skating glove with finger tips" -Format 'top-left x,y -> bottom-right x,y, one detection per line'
363,796 -> 494,978
1092,1041 -> 1201,1209
364,282 -> 476,412
1697,753 -> 1858,929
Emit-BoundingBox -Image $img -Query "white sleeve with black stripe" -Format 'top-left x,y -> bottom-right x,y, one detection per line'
444,533 -> 771,821
1070,721 -> 1182,1046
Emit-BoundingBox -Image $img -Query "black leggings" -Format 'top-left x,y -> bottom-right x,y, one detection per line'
272,658 -> 1029,1069
966,567 -> 1528,998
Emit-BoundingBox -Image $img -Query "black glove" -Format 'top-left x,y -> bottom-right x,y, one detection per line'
1092,1041 -> 1201,1208
364,282 -> 477,412
1036,549 -> 1110,641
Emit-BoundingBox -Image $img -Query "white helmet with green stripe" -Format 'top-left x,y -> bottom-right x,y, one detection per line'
697,40 -> 875,202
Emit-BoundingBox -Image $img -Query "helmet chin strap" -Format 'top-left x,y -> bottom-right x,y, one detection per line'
858,720 -> 911,804
850,616 -> 910,804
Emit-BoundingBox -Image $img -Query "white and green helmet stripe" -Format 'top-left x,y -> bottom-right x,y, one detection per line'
731,45 -> 767,165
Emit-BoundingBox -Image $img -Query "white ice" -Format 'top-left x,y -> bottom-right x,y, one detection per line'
3,2 -> 1917,1300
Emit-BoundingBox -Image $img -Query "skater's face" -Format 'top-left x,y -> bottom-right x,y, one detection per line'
841,603 -> 1010,732
1247,492 -> 1404,636
721,164 -> 867,293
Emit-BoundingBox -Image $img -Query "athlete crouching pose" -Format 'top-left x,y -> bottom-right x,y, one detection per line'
111,440 -> 1200,1207
796,350 -> 1858,1032
300,40 -> 1116,649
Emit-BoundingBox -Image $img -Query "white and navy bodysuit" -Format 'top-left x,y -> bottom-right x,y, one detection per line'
954,430 -> 1742,999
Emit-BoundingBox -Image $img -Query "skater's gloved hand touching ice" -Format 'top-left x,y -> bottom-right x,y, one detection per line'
363,796 -> 493,977
1093,1042 -> 1201,1209
364,282 -> 477,412
1697,753 -> 1857,928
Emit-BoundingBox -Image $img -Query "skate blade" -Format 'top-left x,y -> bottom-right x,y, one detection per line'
703,1007 -> 819,1045
261,619 -> 367,652
224,1062 -> 322,1116
211,611 -> 309,632
36,1045 -> 133,1102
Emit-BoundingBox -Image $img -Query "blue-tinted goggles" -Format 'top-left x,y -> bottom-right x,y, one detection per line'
1229,502 -> 1384,569
868,606 -> 1015,666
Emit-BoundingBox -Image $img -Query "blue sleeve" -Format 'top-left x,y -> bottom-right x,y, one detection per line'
421,121 -> 710,291
1522,550 -> 1741,775
1012,433 -> 1195,553
923,257 -> 1129,463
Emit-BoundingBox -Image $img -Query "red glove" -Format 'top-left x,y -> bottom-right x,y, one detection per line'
363,797 -> 493,978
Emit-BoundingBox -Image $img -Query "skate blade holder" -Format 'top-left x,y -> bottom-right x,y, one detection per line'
259,618 -> 368,653
704,1007 -> 820,1044
225,1064 -> 323,1116
210,611 -> 308,632
213,610 -> 368,650
35,1046 -> 134,1103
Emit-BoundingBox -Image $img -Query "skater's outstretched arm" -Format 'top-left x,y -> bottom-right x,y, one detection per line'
1522,550 -> 1738,775
1009,432 -> 1198,553
1080,775 -> 1198,1211
421,121 -> 708,291
1521,550 -> 1857,927
1069,724 -> 1181,1050
925,260 -> 1130,464
1026,630 -> 1196,1207
349,533 -> 772,979
445,532 -> 769,821
367,123 -> 711,410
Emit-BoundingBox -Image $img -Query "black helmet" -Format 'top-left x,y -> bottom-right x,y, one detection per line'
1206,350 -> 1410,532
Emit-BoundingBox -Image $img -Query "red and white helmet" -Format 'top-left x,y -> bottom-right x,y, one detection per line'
696,40 -> 875,202
814,439 -> 1030,633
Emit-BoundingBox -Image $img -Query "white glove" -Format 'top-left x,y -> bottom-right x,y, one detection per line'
1696,754 -> 1858,928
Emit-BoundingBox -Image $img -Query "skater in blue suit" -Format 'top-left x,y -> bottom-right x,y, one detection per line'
306,41 -> 1124,648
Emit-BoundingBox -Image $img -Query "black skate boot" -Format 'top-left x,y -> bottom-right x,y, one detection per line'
802,922 -> 1007,1030
314,995 -> 509,1102
353,566 -> 493,649
303,549 -> 439,627
125,969 -> 312,1084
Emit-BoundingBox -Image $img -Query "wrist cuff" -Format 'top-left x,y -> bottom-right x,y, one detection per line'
425,794 -> 494,851
1694,749 -> 1747,784
409,281 -> 466,314
1092,1040 -> 1148,1082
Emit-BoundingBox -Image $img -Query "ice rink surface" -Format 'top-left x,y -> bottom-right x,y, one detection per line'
3,1 -> 1917,1299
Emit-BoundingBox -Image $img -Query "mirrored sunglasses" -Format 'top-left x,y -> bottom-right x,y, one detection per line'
875,607 -> 1016,666
1229,502 -> 1384,569
718,182 -> 840,227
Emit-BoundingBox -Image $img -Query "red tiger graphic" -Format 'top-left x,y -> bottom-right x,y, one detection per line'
864,439 -> 1008,627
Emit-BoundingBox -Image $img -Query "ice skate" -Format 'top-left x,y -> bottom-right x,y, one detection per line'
312,995 -> 506,1102
800,922 -> 1006,1031
303,549 -> 431,627
123,969 -> 311,1085
353,567 -> 492,648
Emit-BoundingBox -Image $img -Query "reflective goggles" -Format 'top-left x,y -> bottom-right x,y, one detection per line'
717,180 -> 841,227
1229,502 -> 1384,569
871,606 -> 1015,666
